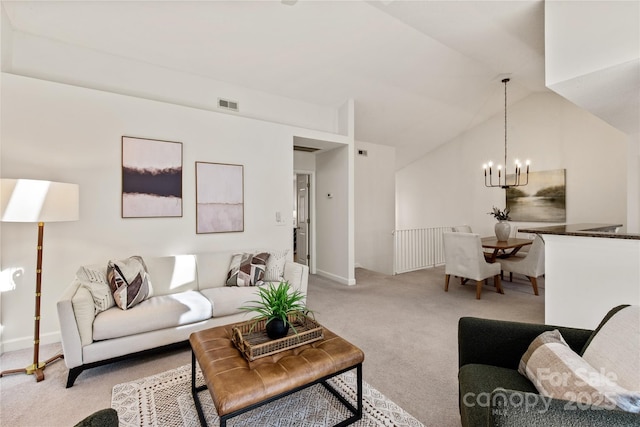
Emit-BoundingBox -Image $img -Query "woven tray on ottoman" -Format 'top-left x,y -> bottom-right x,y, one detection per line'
231,312 -> 323,361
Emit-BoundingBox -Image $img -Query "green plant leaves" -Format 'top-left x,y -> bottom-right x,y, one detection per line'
240,281 -> 311,333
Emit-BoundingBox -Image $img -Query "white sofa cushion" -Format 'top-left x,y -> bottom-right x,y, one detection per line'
196,252 -> 235,289
93,290 -> 212,340
200,286 -> 261,318
144,255 -> 198,296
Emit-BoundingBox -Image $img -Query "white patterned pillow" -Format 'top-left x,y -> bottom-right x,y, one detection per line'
106,256 -> 151,310
76,265 -> 115,313
263,249 -> 289,282
76,265 -> 109,285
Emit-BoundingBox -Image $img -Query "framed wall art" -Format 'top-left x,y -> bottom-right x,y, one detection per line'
121,136 -> 183,218
196,161 -> 244,233
506,169 -> 566,222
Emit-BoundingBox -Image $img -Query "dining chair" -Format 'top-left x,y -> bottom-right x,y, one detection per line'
512,226 -> 533,256
443,232 -> 503,299
499,235 -> 545,295
452,225 -> 473,233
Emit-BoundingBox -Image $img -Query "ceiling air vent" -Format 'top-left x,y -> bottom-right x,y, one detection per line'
218,98 -> 239,112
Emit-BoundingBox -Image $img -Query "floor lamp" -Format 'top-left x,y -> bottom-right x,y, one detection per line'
0,178 -> 79,382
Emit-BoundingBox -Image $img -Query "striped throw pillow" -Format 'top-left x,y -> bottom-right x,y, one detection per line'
519,329 -> 640,412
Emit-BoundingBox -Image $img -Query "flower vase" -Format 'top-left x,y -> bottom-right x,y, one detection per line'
495,221 -> 511,241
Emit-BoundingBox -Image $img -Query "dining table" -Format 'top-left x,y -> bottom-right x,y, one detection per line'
481,237 -> 533,263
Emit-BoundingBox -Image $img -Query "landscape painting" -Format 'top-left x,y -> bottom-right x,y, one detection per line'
506,169 -> 566,222
196,162 -> 244,233
121,136 -> 183,218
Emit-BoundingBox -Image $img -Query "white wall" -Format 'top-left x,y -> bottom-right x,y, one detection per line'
316,146 -> 354,285
0,73 -> 349,351
8,31 -> 339,137
396,92 -> 628,237
294,151 -> 316,172
545,0 -> 640,233
354,140 -> 395,275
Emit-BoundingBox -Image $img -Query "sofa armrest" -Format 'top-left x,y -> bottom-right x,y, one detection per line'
489,389 -> 640,426
458,317 -> 593,370
57,281 -> 91,369
283,261 -> 309,297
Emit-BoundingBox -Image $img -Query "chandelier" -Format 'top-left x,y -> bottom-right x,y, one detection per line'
483,78 -> 529,189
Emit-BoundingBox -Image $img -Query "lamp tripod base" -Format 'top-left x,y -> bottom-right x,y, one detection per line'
1,353 -> 64,382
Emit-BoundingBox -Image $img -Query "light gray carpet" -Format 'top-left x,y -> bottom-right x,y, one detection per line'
0,265 -> 544,426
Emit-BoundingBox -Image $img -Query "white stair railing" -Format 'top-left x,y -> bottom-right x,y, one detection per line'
393,226 -> 450,274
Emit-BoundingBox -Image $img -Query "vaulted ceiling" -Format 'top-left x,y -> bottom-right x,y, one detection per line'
2,1 -> 550,167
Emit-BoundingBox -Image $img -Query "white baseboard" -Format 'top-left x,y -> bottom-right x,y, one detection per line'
1,331 -> 61,354
315,269 -> 356,286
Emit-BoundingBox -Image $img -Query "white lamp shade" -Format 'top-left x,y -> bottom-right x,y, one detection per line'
1,178 -> 79,223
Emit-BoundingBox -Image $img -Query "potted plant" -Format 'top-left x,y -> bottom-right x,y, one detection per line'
488,206 -> 511,241
240,281 -> 310,339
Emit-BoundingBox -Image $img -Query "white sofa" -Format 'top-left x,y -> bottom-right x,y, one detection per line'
57,251 -> 309,387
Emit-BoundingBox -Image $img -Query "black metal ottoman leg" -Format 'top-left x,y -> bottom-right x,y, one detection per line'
192,350 -> 208,427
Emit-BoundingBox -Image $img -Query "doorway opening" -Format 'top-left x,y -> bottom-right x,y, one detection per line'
294,173 -> 311,267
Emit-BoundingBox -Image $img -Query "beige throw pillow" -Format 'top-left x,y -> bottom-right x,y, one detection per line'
582,305 -> 640,392
519,329 -> 640,412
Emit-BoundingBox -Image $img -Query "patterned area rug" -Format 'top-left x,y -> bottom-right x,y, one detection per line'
112,364 -> 424,427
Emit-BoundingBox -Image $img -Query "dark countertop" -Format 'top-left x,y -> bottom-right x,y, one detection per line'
518,223 -> 640,240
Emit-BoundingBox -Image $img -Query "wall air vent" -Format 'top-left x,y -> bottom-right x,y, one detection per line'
294,145 -> 320,152
218,98 -> 239,112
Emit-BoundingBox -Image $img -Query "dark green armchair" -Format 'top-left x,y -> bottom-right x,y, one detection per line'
458,306 -> 640,426
73,408 -> 119,427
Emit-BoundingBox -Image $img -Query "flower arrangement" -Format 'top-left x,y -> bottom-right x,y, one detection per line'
488,206 -> 511,221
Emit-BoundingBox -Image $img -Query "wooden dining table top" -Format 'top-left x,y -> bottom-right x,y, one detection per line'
481,237 -> 533,249
481,237 -> 533,262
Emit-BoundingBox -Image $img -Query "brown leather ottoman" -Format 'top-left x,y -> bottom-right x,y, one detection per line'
189,323 -> 365,427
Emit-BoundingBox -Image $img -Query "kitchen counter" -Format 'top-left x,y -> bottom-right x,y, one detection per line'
518,223 -> 640,240
522,223 -> 640,329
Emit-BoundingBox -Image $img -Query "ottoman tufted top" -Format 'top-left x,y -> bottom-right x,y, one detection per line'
190,324 -> 365,416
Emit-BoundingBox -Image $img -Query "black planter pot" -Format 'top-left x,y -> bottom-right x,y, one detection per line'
266,318 -> 290,339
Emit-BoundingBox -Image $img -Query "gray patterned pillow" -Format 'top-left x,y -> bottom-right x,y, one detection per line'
226,252 -> 270,286
106,256 -> 151,310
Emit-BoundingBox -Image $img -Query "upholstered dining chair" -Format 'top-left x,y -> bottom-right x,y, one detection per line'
443,232 -> 503,299
513,226 -> 533,255
452,225 -> 473,233
499,235 -> 545,296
